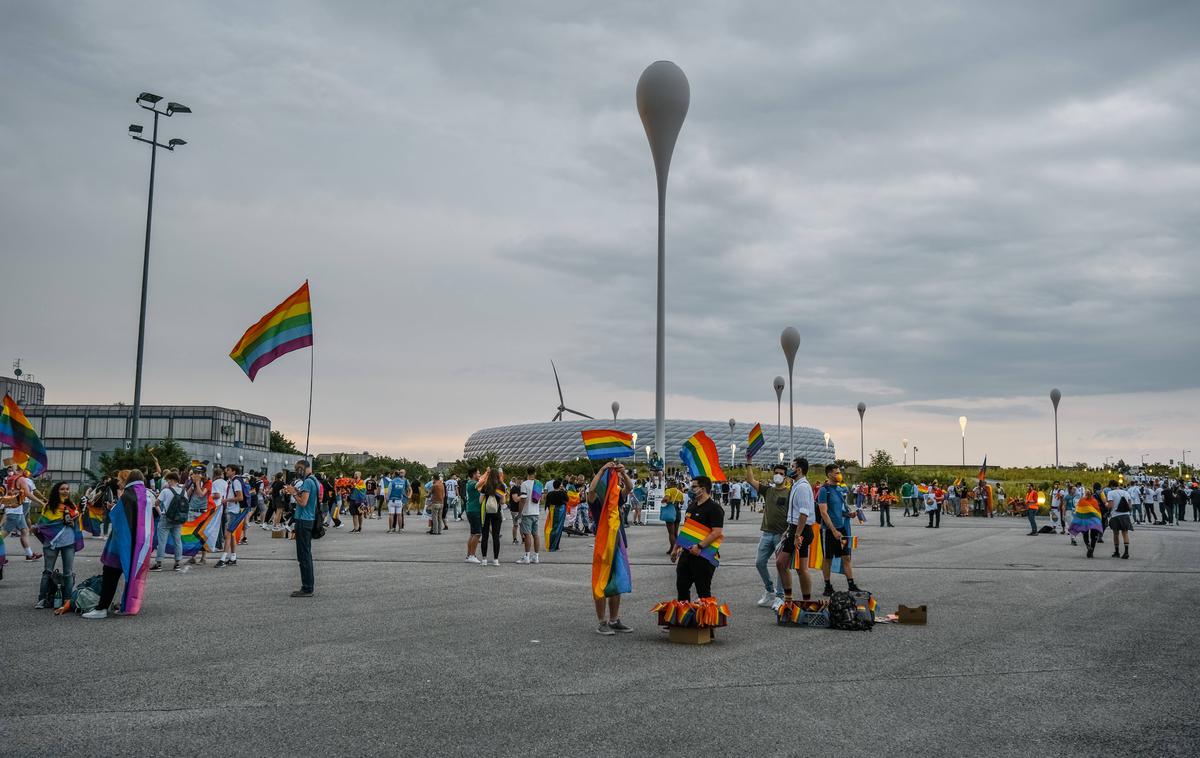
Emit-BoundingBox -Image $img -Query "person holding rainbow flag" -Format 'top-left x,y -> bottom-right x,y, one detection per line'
589,461 -> 634,635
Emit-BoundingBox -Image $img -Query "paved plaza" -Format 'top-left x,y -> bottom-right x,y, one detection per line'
2,514 -> 1198,757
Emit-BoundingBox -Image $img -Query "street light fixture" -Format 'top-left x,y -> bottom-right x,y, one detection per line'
728,418 -> 736,467
128,91 -> 190,450
1049,389 -> 1062,467
913,445 -> 919,466
781,327 -> 801,460
902,438 -> 908,466
857,402 -> 866,468
774,377 -> 785,461
959,415 -> 967,466
637,61 -> 689,465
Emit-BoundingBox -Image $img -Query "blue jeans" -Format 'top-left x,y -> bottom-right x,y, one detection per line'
755,532 -> 784,596
40,545 -> 75,603
156,519 -> 183,563
1027,511 -> 1038,532
295,519 -> 314,592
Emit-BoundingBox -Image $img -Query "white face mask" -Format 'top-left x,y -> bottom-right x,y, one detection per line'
772,474 -> 784,485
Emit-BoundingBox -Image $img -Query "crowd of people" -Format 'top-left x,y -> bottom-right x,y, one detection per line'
3,456 -> 1197,629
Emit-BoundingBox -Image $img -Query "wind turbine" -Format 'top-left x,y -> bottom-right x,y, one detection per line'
550,361 -> 594,421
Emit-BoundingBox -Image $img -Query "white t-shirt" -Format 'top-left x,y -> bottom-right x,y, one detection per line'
1126,485 -> 1141,504
729,482 -> 742,501
445,479 -> 459,499
210,478 -> 229,510
519,479 -> 541,517
787,479 -> 815,525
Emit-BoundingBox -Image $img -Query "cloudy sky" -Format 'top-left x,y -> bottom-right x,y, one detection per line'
3,1 -> 1198,467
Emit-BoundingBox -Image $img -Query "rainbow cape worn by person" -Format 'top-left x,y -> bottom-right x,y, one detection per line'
195,498 -> 223,552
590,468 -> 631,600
580,430 -> 634,460
678,431 -> 726,482
0,394 -> 47,476
229,281 -> 314,381
166,506 -> 216,557
543,495 -> 566,552
746,423 -> 765,460
675,517 -> 721,567
99,481 -> 154,614
1068,496 -> 1103,535
33,505 -> 85,552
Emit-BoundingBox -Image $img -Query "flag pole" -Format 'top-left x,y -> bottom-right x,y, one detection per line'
304,343 -> 314,459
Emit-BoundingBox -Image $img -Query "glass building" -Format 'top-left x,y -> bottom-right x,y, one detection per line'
464,418 -> 835,468
2,404 -> 296,484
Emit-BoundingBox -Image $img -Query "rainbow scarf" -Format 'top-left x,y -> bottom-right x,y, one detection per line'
543,497 -> 566,552
99,481 -> 153,615
679,431 -> 726,481
590,469 -> 631,600
1068,497 -> 1103,535
229,281 -> 314,381
581,430 -> 634,460
33,505 -> 85,552
675,517 -> 721,567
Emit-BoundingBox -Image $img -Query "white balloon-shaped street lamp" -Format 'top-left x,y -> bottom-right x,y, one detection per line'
857,402 -> 866,468
1050,388 -> 1062,468
959,415 -> 968,466
637,60 -> 690,468
781,327 -> 801,460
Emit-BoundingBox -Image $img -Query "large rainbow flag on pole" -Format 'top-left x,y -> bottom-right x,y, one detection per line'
580,430 -> 634,460
977,455 -> 988,481
746,423 -> 765,460
591,468 -> 631,600
0,394 -> 47,476
229,281 -> 314,381
679,430 -> 726,481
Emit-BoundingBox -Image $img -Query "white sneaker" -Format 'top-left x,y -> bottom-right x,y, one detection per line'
490,558 -> 501,566
517,556 -> 532,564
466,555 -> 482,564
82,609 -> 108,620
531,554 -> 540,564
771,597 -> 784,611
756,591 -> 774,607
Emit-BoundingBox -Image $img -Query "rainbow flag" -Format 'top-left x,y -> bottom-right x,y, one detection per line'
530,480 -> 544,505
829,535 -> 859,575
164,509 -> 208,557
543,498 -> 566,552
1068,496 -> 1103,535
917,484 -> 930,494
590,468 -> 631,599
746,423 -> 765,460
33,506 -> 85,552
978,456 -> 988,482
580,430 -> 634,460
99,481 -> 154,615
229,281 -> 314,381
679,430 -> 726,482
81,502 -> 107,536
794,524 -> 823,571
0,394 -> 47,476
196,500 -> 222,552
675,517 -> 721,567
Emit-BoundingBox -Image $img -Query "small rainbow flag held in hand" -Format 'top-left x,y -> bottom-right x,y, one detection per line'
581,430 -> 634,460
746,423 -> 765,460
0,394 -> 47,476
676,517 -> 722,567
229,281 -> 314,381
679,430 -> 726,482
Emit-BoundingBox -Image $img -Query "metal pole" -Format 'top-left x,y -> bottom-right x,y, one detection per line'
131,109 -> 159,450
1054,409 -> 1059,468
860,416 -> 865,468
304,343 -> 314,458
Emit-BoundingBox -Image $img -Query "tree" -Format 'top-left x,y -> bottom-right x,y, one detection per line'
861,449 -> 905,486
93,438 -> 191,481
270,430 -> 302,454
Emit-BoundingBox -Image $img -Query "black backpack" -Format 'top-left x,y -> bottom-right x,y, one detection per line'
163,486 -> 189,523
828,591 -> 873,631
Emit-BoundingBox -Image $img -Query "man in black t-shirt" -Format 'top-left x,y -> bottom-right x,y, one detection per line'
671,476 -> 725,601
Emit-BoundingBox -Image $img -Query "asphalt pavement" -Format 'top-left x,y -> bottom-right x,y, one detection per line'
2,509 -> 1198,757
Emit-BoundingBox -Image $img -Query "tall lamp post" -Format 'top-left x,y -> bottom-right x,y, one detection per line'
774,376 -> 785,461
128,92 -> 190,450
913,445 -> 918,466
781,327 -> 801,460
1050,388 -> 1062,468
959,415 -> 968,466
637,61 -> 689,466
857,402 -> 866,467
730,443 -> 737,469
728,418 -> 736,468
902,438 -> 908,466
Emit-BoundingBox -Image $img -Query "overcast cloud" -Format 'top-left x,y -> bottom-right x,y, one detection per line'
2,1 -> 1198,466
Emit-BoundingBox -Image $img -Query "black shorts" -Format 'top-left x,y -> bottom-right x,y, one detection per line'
822,529 -> 851,558
779,524 -> 815,557
1109,514 -> 1131,532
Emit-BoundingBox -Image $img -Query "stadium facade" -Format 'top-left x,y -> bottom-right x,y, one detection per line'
464,419 -> 835,468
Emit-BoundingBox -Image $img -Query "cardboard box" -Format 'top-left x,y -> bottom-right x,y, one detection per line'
668,626 -> 716,645
897,604 -> 927,624
271,529 -> 285,539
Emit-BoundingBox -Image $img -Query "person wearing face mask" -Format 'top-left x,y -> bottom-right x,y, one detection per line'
816,464 -> 864,596
775,457 -> 815,603
745,460 -> 791,609
671,476 -> 724,602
